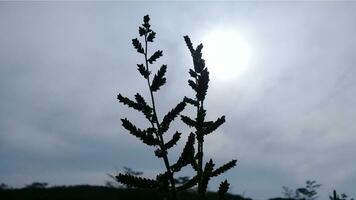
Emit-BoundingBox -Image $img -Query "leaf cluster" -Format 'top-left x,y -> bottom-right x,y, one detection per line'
296,180 -> 321,200
282,180 -> 322,200
330,190 -> 354,200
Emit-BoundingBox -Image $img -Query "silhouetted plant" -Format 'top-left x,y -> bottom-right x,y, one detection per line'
182,36 -> 237,199
282,180 -> 321,200
115,15 -> 237,200
282,186 -> 295,199
121,167 -> 144,189
0,183 -> 9,190
297,180 -> 321,200
25,182 -> 48,189
107,167 -> 142,189
218,180 -> 230,200
329,190 -> 354,200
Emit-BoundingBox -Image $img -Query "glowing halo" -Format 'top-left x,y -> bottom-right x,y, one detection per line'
201,29 -> 251,82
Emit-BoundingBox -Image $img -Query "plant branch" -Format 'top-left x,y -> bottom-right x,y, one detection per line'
143,31 -> 177,200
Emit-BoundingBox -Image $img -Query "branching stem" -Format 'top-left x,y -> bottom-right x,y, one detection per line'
144,33 -> 177,200
195,72 -> 204,196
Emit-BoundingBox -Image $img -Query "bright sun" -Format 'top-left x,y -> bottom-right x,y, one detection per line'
202,29 -> 251,81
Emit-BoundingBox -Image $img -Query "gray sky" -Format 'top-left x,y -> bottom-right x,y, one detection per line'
1,1 -> 356,199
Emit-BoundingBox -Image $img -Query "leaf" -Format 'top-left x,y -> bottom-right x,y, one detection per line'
176,175 -> 199,192
148,50 -> 163,64
154,148 -> 166,158
180,115 -> 196,128
184,35 -> 195,56
117,94 -> 143,111
188,79 -> 197,91
115,173 -> 158,189
132,38 -> 144,54
164,131 -> 182,149
194,58 -> 205,74
151,65 -> 167,92
134,93 -> 153,120
143,15 -> 150,28
195,43 -> 203,52
297,188 -> 309,195
211,160 -> 237,177
121,118 -> 158,146
196,107 -> 206,125
196,107 -> 206,142
193,44 -> 205,73
198,159 -> 215,194
196,68 -> 209,101
171,133 -> 195,172
145,127 -> 157,135
160,101 -> 186,133
139,27 -> 146,36
218,180 -> 230,200
147,31 -> 156,42
117,93 -> 152,120
195,44 -> 203,60
189,69 -> 197,78
134,93 -> 148,107
137,64 -> 150,78
204,116 -> 225,135
183,96 -> 198,106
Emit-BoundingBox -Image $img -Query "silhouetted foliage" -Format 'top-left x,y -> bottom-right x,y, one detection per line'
296,180 -> 321,200
282,186 -> 295,199
329,190 -> 354,200
269,198 -> 296,200
25,182 -> 48,189
0,183 -> 9,190
0,184 -> 251,200
1,182 -> 352,200
273,187 -> 354,200
182,35 -> 237,198
218,180 -> 230,200
281,180 -> 321,200
115,15 -> 237,200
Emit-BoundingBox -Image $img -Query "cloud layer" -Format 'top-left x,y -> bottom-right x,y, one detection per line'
1,2 -> 356,199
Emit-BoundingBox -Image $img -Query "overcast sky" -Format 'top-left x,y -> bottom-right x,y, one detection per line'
1,1 -> 356,199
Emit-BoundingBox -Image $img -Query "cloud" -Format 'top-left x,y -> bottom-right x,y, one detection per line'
1,2 -> 356,199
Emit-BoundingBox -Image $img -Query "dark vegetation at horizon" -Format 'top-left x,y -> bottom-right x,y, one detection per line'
0,180 -> 353,200
0,184 -> 249,200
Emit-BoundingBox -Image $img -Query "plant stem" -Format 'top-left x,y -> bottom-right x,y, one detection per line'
144,34 -> 177,200
199,103 -> 204,197
194,72 -> 204,196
